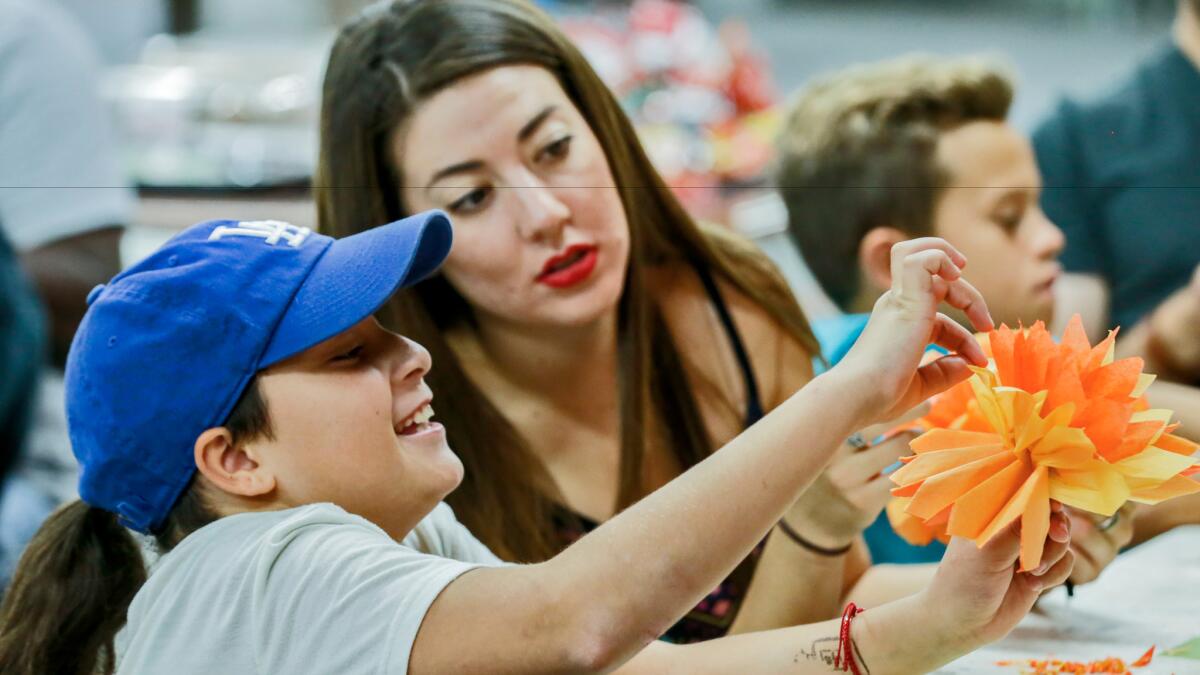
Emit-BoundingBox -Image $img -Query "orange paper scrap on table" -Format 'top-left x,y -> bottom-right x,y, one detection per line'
888,315 -> 1200,571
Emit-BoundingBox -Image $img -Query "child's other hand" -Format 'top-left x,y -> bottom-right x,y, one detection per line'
1067,504 -> 1136,586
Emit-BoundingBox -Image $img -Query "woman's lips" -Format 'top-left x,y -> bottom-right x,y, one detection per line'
537,245 -> 598,289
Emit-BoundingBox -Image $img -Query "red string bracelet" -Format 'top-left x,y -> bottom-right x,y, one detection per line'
835,602 -> 865,674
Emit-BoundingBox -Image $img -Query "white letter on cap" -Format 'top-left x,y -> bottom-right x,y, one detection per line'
209,220 -> 311,247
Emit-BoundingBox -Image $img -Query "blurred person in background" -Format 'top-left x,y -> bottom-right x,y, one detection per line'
317,0 -> 916,638
1035,0 -> 1200,387
0,230 -> 46,588
0,0 -> 131,584
776,54 -> 1200,591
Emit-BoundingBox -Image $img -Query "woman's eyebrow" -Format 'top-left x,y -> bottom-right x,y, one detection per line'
517,104 -> 557,142
425,105 -> 559,190
427,160 -> 484,189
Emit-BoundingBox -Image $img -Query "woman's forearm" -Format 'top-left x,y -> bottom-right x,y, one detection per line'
844,562 -> 938,608
728,528 -> 848,633
617,592 -> 967,675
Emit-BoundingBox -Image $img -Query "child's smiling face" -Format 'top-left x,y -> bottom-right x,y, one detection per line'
247,317 -> 464,537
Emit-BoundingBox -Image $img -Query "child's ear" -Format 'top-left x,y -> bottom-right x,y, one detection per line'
194,428 -> 275,498
858,226 -> 911,293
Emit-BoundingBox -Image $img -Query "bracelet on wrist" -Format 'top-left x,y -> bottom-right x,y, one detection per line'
836,602 -> 867,674
777,518 -> 853,556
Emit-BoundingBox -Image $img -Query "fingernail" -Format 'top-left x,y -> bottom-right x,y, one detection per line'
1051,519 -> 1070,542
1033,562 -> 1049,576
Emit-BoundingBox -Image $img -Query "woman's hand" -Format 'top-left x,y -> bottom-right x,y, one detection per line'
921,502 -> 1074,650
782,411 -> 925,550
837,238 -> 993,426
1067,504 -> 1136,586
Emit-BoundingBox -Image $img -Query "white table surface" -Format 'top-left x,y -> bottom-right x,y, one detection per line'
938,526 -> 1200,674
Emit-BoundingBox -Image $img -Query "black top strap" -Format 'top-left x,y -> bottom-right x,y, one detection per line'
694,265 -> 765,426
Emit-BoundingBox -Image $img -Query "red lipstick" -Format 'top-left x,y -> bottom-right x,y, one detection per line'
537,244 -> 597,289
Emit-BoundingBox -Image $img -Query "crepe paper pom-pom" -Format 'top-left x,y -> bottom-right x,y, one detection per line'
888,315 -> 1200,571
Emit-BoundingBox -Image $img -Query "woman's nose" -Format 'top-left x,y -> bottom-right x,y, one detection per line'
514,176 -> 570,243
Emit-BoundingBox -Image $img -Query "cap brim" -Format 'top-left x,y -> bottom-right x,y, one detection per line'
259,210 -> 452,367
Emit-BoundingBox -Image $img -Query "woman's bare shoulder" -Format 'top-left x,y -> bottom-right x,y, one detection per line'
649,260 -> 812,410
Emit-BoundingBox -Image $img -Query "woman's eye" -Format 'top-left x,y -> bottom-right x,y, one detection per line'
448,186 -> 491,214
538,135 -> 573,162
332,345 -> 364,362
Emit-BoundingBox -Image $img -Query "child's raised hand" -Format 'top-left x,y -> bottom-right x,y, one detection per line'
838,238 -> 993,424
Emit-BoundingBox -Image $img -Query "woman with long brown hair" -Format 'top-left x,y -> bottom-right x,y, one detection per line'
317,0 -> 911,639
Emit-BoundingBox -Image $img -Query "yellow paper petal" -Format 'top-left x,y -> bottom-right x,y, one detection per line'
1049,462 -> 1130,516
1114,446 -> 1198,482
1129,475 -> 1200,504
1131,373 -> 1156,398
1029,426 -> 1095,469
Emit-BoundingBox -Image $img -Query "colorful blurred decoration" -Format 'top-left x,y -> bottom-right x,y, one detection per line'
558,0 -> 780,219
888,316 -> 1200,571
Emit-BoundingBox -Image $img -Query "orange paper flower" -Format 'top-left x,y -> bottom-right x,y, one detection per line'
888,315 -> 1200,571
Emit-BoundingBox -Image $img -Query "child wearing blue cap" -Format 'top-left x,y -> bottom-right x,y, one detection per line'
0,212 -> 1072,674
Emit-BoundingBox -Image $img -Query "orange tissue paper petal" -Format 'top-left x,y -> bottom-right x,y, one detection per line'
1156,432 -> 1200,457
886,314 -> 1199,570
1018,467 -> 1051,572
887,498 -> 941,545
906,452 -> 1016,520
910,429 -> 1002,454
1082,357 -> 1143,400
946,458 -> 1032,540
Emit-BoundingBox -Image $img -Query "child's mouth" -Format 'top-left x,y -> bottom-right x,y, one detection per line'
396,404 -> 435,436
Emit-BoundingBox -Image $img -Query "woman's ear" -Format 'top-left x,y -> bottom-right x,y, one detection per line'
858,226 -> 911,293
194,428 -> 275,498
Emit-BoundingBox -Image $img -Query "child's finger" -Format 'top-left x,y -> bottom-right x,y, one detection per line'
928,313 -> 987,366
943,278 -> 993,333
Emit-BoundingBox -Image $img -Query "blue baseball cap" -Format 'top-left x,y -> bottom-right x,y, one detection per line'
65,211 -> 452,533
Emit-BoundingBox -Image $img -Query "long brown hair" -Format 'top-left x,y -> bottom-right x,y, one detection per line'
0,380 -> 272,675
316,0 -> 818,562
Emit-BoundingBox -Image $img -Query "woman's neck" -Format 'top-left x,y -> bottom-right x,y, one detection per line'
1177,1 -> 1200,70
472,306 -> 620,400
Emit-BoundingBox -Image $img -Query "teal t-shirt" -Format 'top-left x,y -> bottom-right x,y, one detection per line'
813,313 -> 946,564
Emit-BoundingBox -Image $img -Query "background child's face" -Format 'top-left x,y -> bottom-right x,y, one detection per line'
931,121 -> 1065,327
250,318 -> 463,537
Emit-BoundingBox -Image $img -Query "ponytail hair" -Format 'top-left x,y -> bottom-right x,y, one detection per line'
0,501 -> 143,674
0,377 -> 271,674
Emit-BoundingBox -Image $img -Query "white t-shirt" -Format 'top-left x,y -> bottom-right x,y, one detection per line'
116,502 -> 504,675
